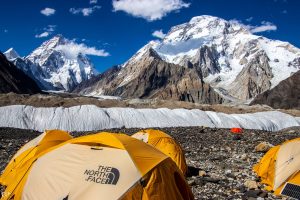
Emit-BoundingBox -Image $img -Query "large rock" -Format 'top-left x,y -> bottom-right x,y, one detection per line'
250,70 -> 300,109
244,180 -> 258,190
255,142 -> 273,152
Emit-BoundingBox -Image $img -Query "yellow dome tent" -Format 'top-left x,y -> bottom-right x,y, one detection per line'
0,130 -> 72,187
132,129 -> 188,176
253,137 -> 300,196
1,132 -> 194,200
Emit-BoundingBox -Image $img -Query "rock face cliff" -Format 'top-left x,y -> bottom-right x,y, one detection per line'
250,71 -> 300,109
75,49 -> 223,104
0,52 -> 41,94
228,51 -> 273,99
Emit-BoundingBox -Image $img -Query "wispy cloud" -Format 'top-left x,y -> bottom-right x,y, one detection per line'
152,29 -> 166,39
282,10 -> 288,14
35,25 -> 57,38
230,19 -> 277,34
247,21 -> 277,33
246,17 -> 253,22
35,32 -> 50,38
3,29 -> 8,33
69,5 -> 101,16
41,8 -> 56,16
90,0 -> 98,4
112,0 -> 190,21
55,41 -> 110,59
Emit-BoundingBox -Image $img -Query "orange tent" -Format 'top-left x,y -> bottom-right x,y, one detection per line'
230,128 -> 243,134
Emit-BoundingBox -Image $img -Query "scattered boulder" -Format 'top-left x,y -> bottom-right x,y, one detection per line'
255,142 -> 273,152
244,180 -> 258,190
198,170 -> 207,177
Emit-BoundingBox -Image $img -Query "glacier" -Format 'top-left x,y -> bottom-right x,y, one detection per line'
0,105 -> 298,132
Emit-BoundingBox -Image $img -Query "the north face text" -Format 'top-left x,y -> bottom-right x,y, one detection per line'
84,165 -> 120,185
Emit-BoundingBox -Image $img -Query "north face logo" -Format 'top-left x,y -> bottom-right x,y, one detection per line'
84,165 -> 120,185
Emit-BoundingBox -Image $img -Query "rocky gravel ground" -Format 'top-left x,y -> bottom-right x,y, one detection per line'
1,126 -> 300,199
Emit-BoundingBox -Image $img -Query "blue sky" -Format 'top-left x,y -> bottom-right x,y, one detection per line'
0,0 -> 299,72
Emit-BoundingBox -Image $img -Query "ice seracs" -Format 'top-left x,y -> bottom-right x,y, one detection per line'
0,105 -> 298,132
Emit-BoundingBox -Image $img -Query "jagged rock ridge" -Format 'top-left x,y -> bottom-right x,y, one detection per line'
0,52 -> 41,94
75,48 -> 223,104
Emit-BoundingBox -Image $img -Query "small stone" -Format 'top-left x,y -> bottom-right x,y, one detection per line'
203,177 -> 221,184
244,189 -> 261,197
194,178 -> 205,186
244,180 -> 258,190
255,142 -> 273,152
233,135 -> 242,140
227,173 -> 236,179
288,130 -> 296,134
258,191 -> 268,198
238,185 -> 247,193
198,170 -> 206,177
188,179 -> 195,186
240,153 -> 248,161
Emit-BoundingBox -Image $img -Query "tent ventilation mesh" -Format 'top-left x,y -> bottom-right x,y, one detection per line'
280,183 -> 300,199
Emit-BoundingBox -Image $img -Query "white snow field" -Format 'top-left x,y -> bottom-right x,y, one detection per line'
0,105 -> 299,132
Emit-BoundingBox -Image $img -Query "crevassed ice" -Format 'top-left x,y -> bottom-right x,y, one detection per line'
0,105 -> 298,132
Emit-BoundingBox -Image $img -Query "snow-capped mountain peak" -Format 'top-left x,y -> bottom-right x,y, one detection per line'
26,34 -> 67,65
161,15 -> 248,46
4,48 -> 20,61
121,15 -> 300,100
8,35 -> 98,91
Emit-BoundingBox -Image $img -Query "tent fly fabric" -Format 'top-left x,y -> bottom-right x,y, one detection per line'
0,130 -> 72,187
253,137 -> 300,197
0,132 -> 194,200
132,129 -> 188,176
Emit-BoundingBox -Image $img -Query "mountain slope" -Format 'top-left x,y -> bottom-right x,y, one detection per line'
0,52 -> 41,94
147,16 -> 300,100
250,71 -> 300,109
5,35 -> 98,91
73,65 -> 122,95
76,15 -> 300,102
75,48 -> 223,104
